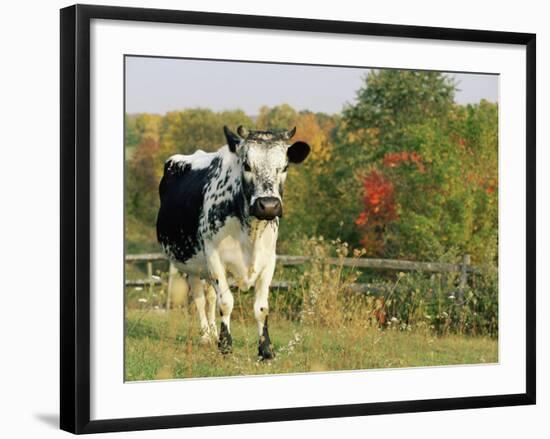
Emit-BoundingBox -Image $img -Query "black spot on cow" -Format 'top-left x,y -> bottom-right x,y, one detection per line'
241,174 -> 254,205
157,157 -> 221,263
206,193 -> 248,237
262,181 -> 273,192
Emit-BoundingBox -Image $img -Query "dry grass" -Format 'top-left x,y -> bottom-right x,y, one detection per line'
125,308 -> 497,381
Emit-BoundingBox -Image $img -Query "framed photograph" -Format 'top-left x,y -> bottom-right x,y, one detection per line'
60,4 -> 536,434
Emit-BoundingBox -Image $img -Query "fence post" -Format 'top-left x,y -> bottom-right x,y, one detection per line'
146,261 -> 153,294
457,254 -> 471,305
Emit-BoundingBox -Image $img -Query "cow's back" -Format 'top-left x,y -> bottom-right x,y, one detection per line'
156,151 -> 220,264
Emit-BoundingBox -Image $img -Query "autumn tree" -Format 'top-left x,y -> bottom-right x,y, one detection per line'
256,104 -> 297,131
126,137 -> 162,226
159,109 -> 251,153
333,69 -> 498,265
125,114 -> 141,150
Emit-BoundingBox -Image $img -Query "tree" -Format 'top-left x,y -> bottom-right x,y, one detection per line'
334,70 -> 497,264
256,104 -> 297,130
126,137 -> 162,226
159,108 -> 252,158
343,70 -> 455,153
125,114 -> 140,150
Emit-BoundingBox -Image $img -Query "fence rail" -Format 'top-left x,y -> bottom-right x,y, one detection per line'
125,252 -> 479,273
126,252 -> 479,308
125,278 -> 389,295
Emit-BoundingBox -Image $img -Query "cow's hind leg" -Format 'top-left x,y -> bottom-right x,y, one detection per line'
205,247 -> 234,354
205,283 -> 218,339
188,276 -> 214,344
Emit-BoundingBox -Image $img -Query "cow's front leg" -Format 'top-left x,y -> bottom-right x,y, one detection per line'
206,249 -> 234,354
255,261 -> 276,360
216,282 -> 234,354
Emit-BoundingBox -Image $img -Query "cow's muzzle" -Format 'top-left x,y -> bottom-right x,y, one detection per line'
250,197 -> 282,221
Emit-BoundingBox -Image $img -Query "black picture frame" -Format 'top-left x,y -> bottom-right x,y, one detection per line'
60,4 -> 536,434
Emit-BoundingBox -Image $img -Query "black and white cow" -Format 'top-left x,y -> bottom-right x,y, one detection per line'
156,126 -> 310,359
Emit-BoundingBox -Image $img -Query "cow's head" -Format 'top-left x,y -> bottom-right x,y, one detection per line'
223,125 -> 310,221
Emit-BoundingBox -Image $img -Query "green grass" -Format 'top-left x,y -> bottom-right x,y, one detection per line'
124,308 -> 498,381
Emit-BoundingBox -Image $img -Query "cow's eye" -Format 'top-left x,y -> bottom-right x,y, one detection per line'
243,161 -> 252,172
282,163 -> 289,172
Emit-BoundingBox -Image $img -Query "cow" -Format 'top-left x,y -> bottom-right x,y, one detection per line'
156,125 -> 310,360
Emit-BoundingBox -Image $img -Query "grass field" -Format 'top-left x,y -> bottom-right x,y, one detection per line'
125,307 -> 498,381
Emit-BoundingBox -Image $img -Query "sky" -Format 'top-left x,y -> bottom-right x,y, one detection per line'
125,56 -> 498,116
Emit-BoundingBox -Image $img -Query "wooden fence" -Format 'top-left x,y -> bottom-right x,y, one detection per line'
125,252 -> 479,308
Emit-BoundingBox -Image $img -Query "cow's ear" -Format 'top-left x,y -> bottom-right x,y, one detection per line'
223,126 -> 241,153
287,141 -> 310,164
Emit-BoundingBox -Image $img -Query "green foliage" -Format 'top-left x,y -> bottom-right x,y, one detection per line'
160,108 -> 253,155
319,71 -> 456,246
126,138 -> 161,227
375,269 -> 498,337
270,237 -> 498,337
344,70 -> 455,147
125,114 -> 141,151
256,104 -> 297,130
376,101 -> 498,264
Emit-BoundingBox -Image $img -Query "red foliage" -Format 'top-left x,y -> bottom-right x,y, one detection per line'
355,170 -> 397,253
357,170 -> 397,223
383,151 -> 425,173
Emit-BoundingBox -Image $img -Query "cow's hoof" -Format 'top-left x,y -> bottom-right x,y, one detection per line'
258,316 -> 275,360
199,332 -> 216,346
258,338 -> 275,361
258,330 -> 275,360
218,322 -> 232,355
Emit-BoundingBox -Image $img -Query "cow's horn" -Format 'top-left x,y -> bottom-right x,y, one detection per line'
282,126 -> 296,140
237,126 -> 249,138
